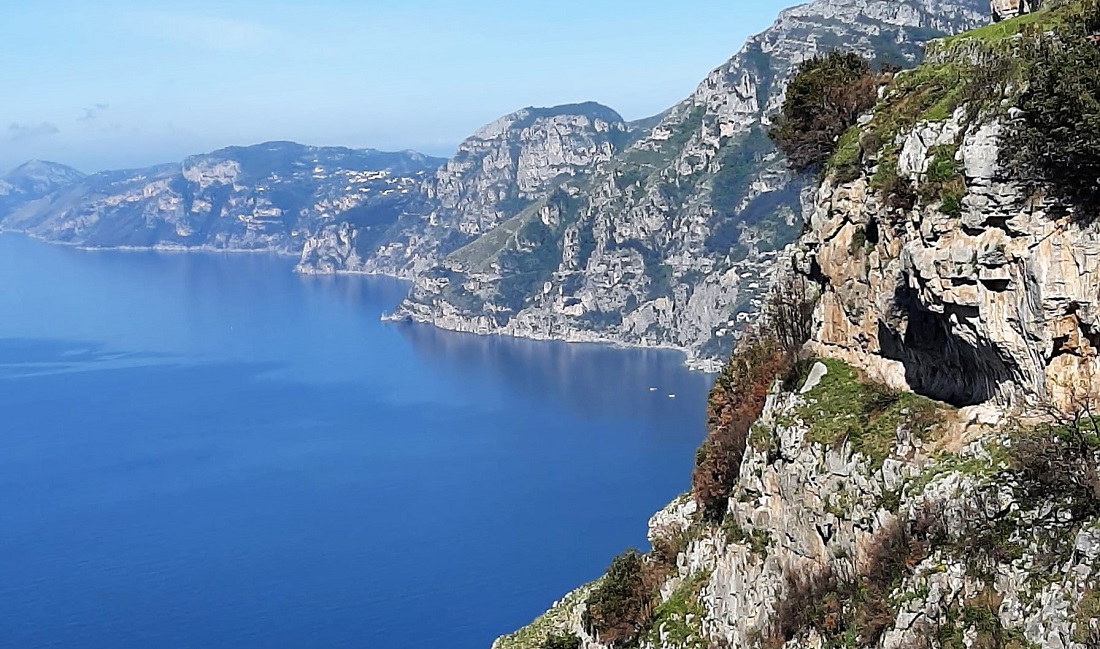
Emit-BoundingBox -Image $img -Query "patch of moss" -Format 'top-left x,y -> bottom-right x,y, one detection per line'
721,517 -> 773,557
799,358 -> 946,470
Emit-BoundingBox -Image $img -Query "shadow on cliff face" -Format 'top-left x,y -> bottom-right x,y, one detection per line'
877,283 -> 1010,407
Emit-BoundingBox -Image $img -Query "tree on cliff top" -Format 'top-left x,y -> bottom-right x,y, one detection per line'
1005,0 -> 1100,220
769,51 -> 878,173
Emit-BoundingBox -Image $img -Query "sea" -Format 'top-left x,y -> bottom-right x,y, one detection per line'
0,234 -> 713,649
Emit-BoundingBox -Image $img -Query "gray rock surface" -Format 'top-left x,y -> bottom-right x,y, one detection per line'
491,9 -> 1100,649
386,0 -> 988,370
297,103 -> 630,277
0,142 -> 442,253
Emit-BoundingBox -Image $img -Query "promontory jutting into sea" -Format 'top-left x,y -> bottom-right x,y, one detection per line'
2,0 -> 1098,648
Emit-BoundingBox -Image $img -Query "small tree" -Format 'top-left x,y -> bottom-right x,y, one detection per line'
541,632 -> 581,649
692,274 -> 817,519
769,51 -> 879,173
583,550 -> 653,646
1014,362 -> 1100,520
1005,0 -> 1100,220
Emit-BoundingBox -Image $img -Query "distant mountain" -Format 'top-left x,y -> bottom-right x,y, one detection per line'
3,0 -> 989,369
0,161 -> 86,215
0,142 -> 443,253
297,101 -> 633,276
384,0 -> 989,369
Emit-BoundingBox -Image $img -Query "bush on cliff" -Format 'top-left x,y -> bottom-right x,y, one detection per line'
540,632 -> 581,649
692,277 -> 816,520
769,51 -> 879,174
582,550 -> 653,646
1006,0 -> 1100,219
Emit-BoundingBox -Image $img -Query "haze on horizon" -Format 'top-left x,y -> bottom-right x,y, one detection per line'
3,0 -> 796,174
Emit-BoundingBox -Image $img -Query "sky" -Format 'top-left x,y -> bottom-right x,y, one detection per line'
2,0 -> 798,173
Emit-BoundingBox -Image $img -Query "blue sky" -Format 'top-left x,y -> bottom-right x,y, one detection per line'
2,0 -> 797,173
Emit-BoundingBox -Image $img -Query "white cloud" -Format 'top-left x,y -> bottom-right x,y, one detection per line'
7,122 -> 60,142
124,11 -> 282,52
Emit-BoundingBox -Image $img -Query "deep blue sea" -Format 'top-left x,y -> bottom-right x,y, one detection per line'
0,234 -> 712,649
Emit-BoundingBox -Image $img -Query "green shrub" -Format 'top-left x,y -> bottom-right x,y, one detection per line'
917,145 -> 967,215
769,51 -> 879,173
1005,0 -> 1100,220
583,550 -> 653,646
541,632 -> 581,649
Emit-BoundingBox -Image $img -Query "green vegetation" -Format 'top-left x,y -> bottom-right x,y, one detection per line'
798,359 -> 944,470
540,633 -> 581,649
828,125 -> 864,183
638,573 -> 711,649
769,51 -> 879,173
493,582 -> 599,649
1004,0 -> 1100,220
917,144 -> 966,215
937,590 -> 1034,649
583,550 -> 653,646
1075,587 -> 1100,644
721,517 -> 773,556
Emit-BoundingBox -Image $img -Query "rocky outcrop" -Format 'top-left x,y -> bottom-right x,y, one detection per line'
497,360 -> 1100,649
296,103 -> 631,277
493,8 -> 1100,649
794,48 -> 1100,409
1,142 -> 442,253
388,0 -> 988,370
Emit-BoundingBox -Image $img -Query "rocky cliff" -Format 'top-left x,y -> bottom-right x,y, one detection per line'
296,102 -> 631,277
493,6 -> 1100,649
0,142 -> 442,253
387,0 -> 989,371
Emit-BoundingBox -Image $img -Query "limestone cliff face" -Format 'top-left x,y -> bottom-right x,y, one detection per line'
1,142 -> 441,253
795,56 -> 1100,409
493,10 -> 1100,649
389,0 -> 988,371
497,363 -> 1100,649
296,103 -> 630,277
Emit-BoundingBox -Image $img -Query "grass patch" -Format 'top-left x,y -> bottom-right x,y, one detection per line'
917,144 -> 967,215
827,125 -> 863,182
798,359 -> 945,470
639,572 -> 712,649
494,582 -> 598,649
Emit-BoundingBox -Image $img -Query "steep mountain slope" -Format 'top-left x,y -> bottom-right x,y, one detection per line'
297,102 -> 631,276
0,161 -> 86,216
1,142 -> 442,253
495,7 -> 1100,649
388,0 -> 988,370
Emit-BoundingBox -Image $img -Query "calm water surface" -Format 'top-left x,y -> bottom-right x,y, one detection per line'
0,234 -> 712,649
